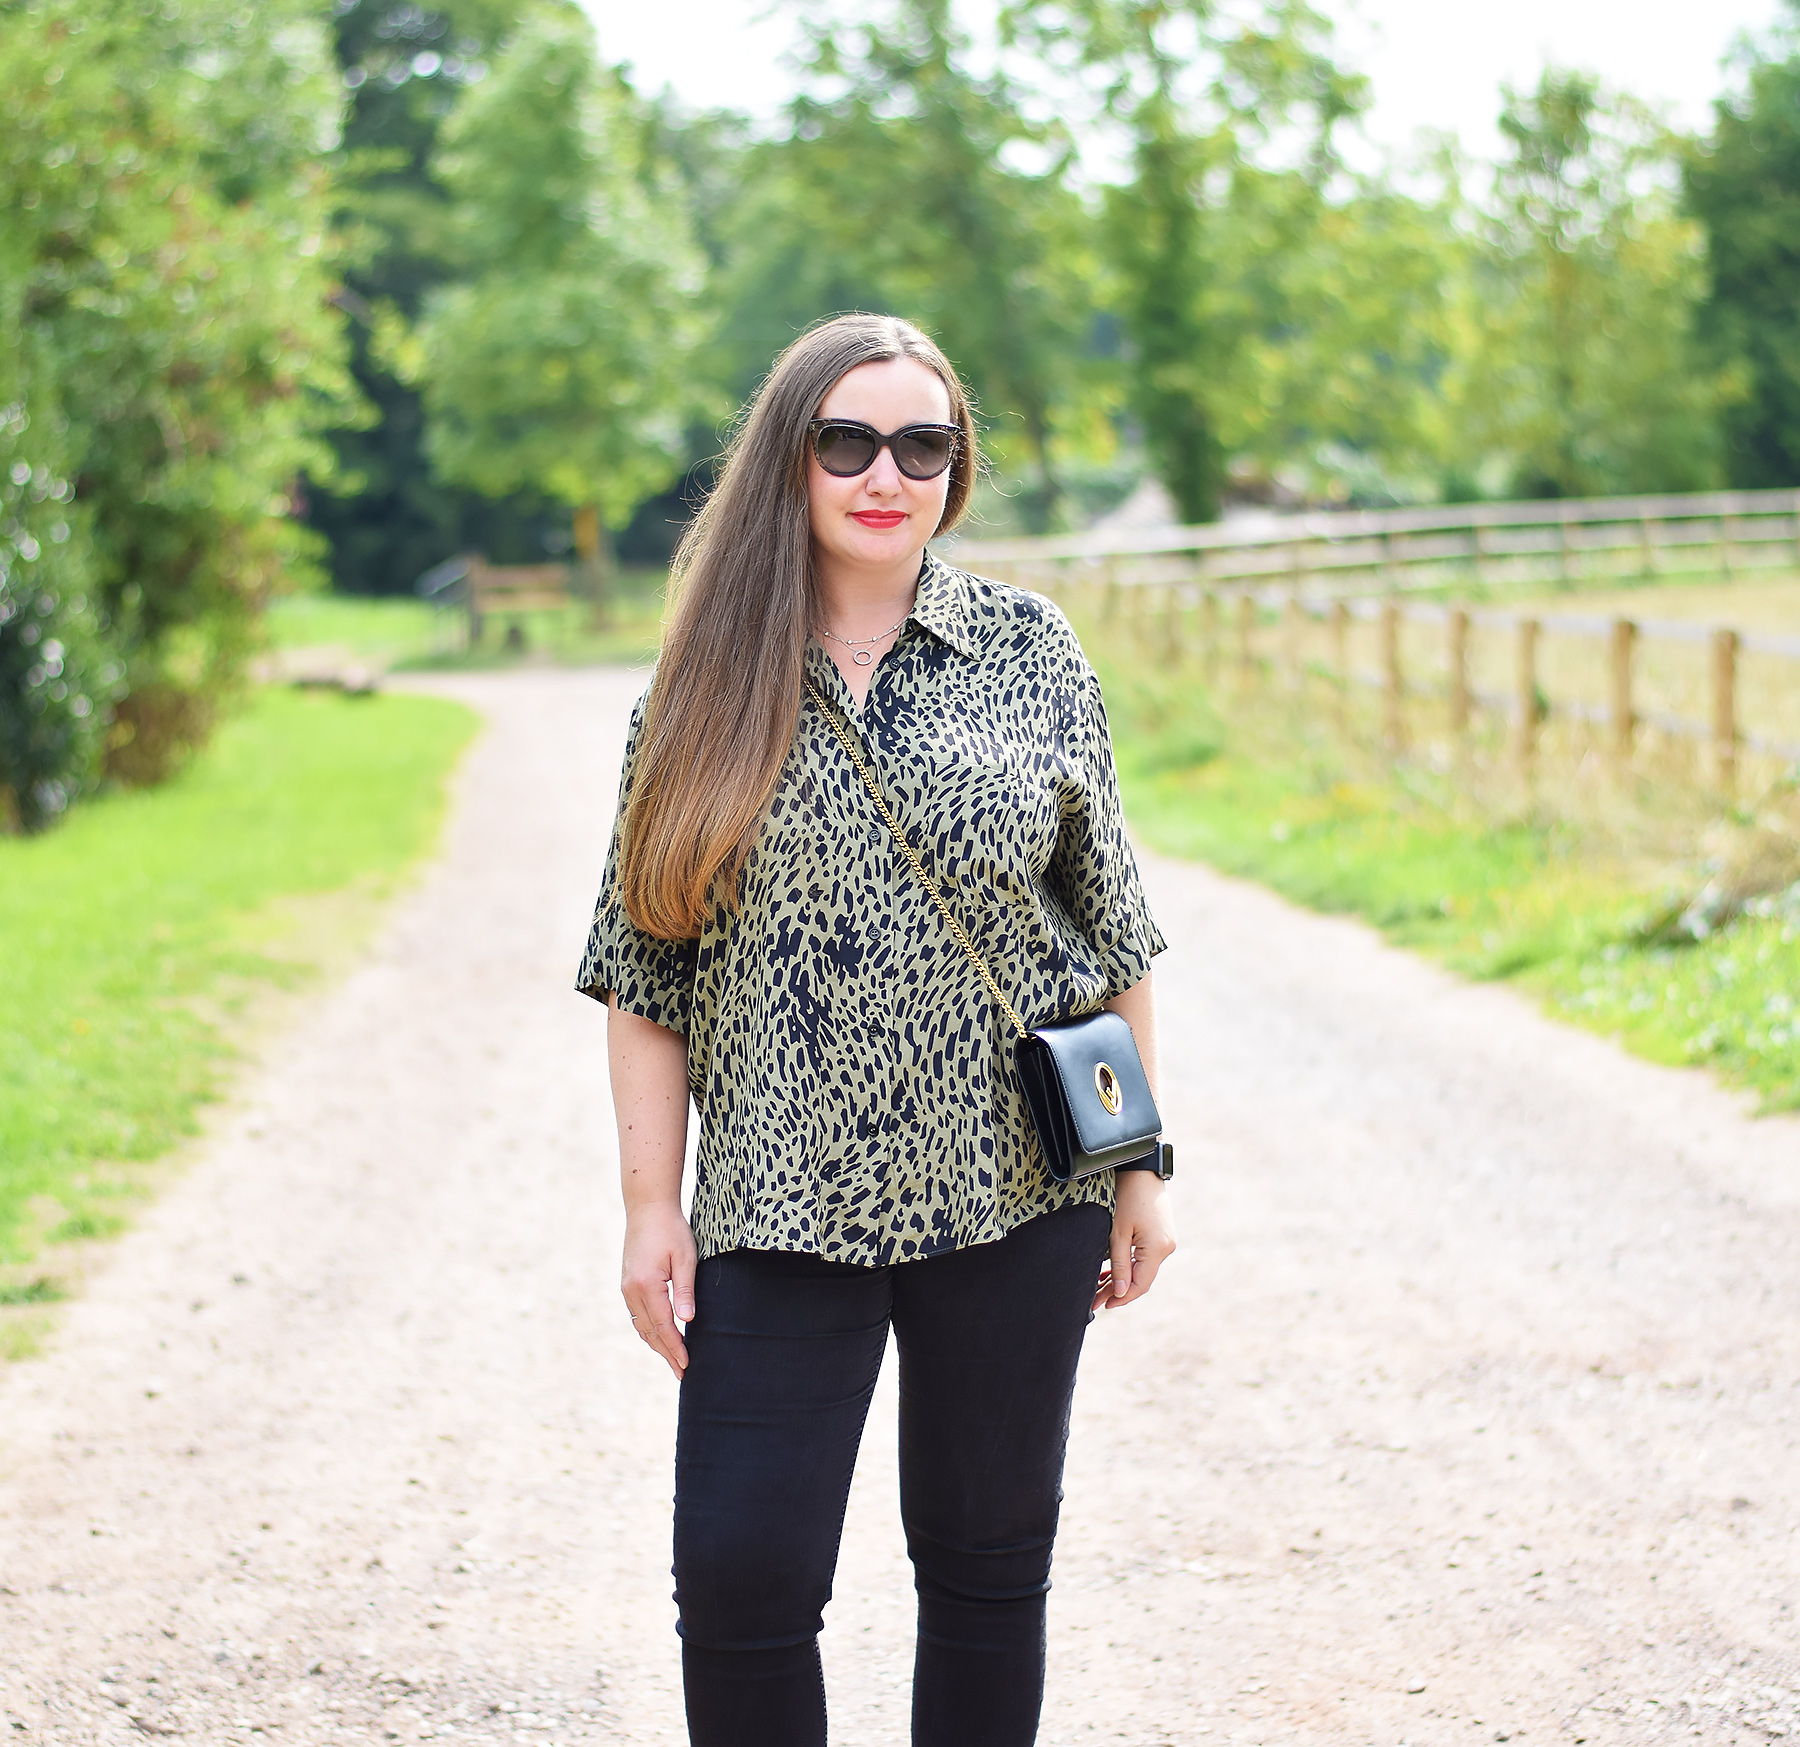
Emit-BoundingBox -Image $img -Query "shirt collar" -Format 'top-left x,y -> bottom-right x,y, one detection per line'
906,550 -> 977,658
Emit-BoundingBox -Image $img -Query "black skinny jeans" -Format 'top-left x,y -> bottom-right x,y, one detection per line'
673,1201 -> 1113,1747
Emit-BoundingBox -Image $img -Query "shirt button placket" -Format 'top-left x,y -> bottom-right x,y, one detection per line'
861,724 -> 904,1202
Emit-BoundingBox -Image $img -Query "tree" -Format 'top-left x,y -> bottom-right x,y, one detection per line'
1,0 -> 358,805
308,0 -> 576,596
1686,8 -> 1800,488
1217,164 -> 1464,503
1448,69 -> 1727,499
732,0 -> 1100,530
0,400 -> 120,831
1005,0 -> 1368,523
405,4 -> 705,596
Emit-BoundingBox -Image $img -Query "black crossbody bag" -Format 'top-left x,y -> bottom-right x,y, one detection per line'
805,681 -> 1172,1185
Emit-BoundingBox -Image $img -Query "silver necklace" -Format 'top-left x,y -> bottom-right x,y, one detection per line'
814,610 -> 910,665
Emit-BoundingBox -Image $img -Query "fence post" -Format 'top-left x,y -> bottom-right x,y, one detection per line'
1202,591 -> 1221,686
1712,627 -> 1738,793
1381,599 -> 1404,751
1609,619 -> 1637,763
1512,617 -> 1540,771
1471,519 -> 1487,590
1638,516 -> 1658,583
1236,593 -> 1257,685
1284,594 -> 1305,691
1556,512 -> 1572,587
1132,581 -> 1154,654
1162,586 -> 1184,668
1721,514 -> 1737,584
1447,607 -> 1470,741
1324,600 -> 1345,731
466,555 -> 488,647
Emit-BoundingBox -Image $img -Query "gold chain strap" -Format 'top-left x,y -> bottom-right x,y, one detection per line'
803,679 -> 1030,1041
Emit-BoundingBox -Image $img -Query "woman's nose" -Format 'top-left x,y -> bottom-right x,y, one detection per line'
862,447 -> 904,494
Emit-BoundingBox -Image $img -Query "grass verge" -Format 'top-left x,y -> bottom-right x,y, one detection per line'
0,686 -> 480,1305
267,572 -> 666,673
1092,650 -> 1800,1114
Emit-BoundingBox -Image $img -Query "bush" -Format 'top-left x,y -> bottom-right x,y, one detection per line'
0,0 -> 359,821
0,434 -> 120,832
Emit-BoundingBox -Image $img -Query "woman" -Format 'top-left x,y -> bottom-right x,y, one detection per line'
577,312 -> 1174,1747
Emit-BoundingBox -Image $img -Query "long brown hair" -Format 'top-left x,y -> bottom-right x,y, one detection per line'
620,314 -> 980,940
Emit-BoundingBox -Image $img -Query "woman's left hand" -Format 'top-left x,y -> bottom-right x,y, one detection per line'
1096,1171 -> 1177,1311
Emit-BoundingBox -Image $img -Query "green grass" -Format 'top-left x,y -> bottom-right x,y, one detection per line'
266,592 -> 444,662
268,571 -> 668,673
1094,651 -> 1800,1113
0,686 -> 480,1263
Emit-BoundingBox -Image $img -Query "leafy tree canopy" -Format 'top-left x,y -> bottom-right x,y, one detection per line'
2,0 -> 358,816
1686,4 -> 1800,489
404,3 -> 706,528
1451,68 -> 1729,499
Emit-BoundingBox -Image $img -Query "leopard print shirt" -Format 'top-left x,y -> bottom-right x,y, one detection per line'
577,552 -> 1167,1266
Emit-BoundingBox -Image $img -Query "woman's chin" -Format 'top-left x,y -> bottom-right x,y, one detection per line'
831,523 -> 921,566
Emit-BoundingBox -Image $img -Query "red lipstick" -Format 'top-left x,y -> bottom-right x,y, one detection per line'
851,511 -> 907,529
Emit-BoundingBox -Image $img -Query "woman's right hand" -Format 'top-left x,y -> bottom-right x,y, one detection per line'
621,1202 -> 697,1378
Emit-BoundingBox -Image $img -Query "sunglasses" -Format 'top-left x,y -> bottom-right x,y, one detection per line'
807,418 -> 960,481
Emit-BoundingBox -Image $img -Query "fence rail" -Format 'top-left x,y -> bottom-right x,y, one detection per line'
954,486 -> 1800,597
952,489 -> 1800,790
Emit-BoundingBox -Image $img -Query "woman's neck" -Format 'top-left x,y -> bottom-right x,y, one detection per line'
813,546 -> 925,636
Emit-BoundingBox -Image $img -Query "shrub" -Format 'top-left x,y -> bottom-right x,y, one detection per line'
0,431 -> 120,832
0,0 -> 359,818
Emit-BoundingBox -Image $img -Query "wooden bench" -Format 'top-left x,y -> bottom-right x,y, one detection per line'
467,558 -> 572,647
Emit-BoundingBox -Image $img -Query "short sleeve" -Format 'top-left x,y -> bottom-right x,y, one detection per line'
575,693 -> 699,1033
1045,667 -> 1167,997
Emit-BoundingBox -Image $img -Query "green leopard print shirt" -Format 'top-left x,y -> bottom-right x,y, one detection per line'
577,552 -> 1166,1266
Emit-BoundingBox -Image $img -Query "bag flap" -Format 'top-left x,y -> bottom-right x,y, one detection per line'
1026,1010 -> 1160,1157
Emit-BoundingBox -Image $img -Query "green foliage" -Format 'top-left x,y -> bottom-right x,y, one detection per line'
1225,176 -> 1461,503
1,0 -> 361,791
307,0 -> 570,595
1686,9 -> 1800,490
0,436 -> 122,828
1006,0 -> 1380,521
406,4 -> 704,527
1449,69 -> 1728,499
0,685 -> 479,1261
730,3 -> 1099,529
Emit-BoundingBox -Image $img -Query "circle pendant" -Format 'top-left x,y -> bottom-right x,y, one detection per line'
853,649 -> 874,665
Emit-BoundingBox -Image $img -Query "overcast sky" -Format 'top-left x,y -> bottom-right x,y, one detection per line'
585,0 -> 1788,164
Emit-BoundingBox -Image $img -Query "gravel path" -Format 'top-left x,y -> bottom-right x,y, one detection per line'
2,665 -> 1797,1747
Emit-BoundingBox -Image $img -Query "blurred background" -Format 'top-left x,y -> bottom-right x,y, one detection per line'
6,0 -> 1800,823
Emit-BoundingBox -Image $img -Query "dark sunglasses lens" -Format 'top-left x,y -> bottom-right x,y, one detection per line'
893,429 -> 954,479
814,424 -> 877,476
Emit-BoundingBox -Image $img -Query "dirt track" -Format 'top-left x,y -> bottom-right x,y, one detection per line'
3,665 -> 1798,1747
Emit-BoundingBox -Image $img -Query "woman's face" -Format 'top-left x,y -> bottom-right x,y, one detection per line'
807,356 -> 955,579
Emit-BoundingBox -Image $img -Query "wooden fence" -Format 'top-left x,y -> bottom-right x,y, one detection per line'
953,489 -> 1800,790
954,486 -> 1800,596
